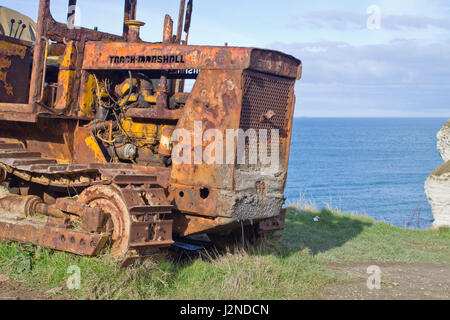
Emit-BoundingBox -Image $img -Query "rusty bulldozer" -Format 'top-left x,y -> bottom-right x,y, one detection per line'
0,0 -> 302,263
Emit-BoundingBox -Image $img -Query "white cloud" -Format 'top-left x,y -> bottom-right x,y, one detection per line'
271,39 -> 450,86
270,39 -> 450,117
290,10 -> 450,31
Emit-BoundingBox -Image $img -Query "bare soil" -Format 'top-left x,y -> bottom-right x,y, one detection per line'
0,283 -> 46,300
316,263 -> 450,300
0,276 -> 65,300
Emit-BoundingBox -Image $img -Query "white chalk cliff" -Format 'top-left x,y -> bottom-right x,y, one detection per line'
425,120 -> 450,229
437,120 -> 450,162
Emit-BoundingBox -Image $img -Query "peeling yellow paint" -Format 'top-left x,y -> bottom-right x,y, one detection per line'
0,57 -> 13,96
0,41 -> 27,58
85,135 -> 106,163
79,74 -> 96,117
121,117 -> 158,145
0,40 -> 27,97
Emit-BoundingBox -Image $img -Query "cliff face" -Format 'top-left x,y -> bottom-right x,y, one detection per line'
425,120 -> 450,229
425,162 -> 450,228
437,120 -> 450,162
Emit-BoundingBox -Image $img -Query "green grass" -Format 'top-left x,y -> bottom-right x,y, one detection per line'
0,208 -> 449,300
430,161 -> 450,177
284,209 -> 450,264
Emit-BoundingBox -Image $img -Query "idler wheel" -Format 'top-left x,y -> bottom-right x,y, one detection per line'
78,184 -> 131,258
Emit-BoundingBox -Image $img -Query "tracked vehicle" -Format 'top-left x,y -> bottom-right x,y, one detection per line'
0,0 -> 302,263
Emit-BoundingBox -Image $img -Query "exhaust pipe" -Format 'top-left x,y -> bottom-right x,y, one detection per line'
176,0 -> 186,44
123,0 -> 137,38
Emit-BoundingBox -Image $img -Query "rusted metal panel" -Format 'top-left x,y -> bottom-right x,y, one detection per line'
258,208 -> 287,234
83,43 -> 251,70
281,81 -> 297,189
45,216 -> 71,228
82,42 -> 301,78
100,170 -> 157,185
0,35 -> 32,104
0,151 -> 42,159
129,220 -> 173,248
0,103 -> 34,113
0,103 -> 36,122
73,124 -> 107,164
170,69 -> 243,189
172,214 -> 235,237
54,69 -> 76,110
39,225 -> 108,255
130,166 -> 171,189
168,69 -> 243,217
0,142 -> 23,149
77,71 -> 96,118
129,205 -> 173,215
10,158 -> 57,166
81,208 -> 107,233
0,217 -> 108,256
250,49 -> 302,80
0,118 -> 75,163
125,106 -> 183,121
55,198 -> 107,232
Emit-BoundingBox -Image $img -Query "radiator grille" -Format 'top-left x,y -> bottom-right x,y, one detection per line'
239,70 -> 294,163
240,70 -> 294,132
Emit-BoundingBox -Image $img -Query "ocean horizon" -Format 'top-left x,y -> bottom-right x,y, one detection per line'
286,117 -> 448,229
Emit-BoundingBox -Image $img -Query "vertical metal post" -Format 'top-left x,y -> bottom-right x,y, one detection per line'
163,15 -> 173,43
163,15 -> 177,95
184,0 -> 193,44
176,0 -> 186,44
123,0 -> 137,38
29,0 -> 50,108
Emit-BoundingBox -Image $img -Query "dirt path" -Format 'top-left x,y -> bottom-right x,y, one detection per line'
0,283 -> 46,300
0,275 -> 64,300
316,263 -> 450,300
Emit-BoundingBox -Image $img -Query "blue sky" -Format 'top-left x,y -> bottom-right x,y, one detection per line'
3,0 -> 450,117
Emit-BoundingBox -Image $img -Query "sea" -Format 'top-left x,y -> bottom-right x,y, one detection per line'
285,118 -> 448,229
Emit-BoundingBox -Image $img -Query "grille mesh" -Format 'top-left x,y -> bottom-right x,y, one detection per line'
240,70 -> 294,132
239,70 -> 294,162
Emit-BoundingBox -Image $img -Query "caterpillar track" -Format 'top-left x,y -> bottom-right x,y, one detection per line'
0,140 -> 174,261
